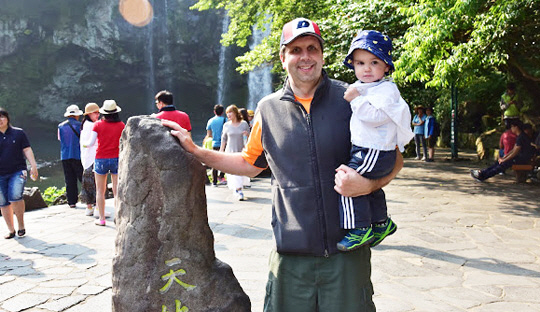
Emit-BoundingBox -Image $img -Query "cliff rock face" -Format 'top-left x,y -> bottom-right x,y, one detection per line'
113,116 -> 250,312
0,0 -> 247,124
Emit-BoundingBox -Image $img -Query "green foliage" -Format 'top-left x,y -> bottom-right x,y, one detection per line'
192,0 -> 540,132
42,186 -> 66,206
395,0 -> 540,91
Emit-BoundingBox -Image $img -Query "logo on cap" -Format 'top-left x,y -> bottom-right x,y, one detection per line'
280,18 -> 323,46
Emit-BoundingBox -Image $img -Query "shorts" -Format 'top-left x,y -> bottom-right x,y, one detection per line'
94,158 -> 119,175
0,170 -> 27,207
427,136 -> 437,148
263,248 -> 375,312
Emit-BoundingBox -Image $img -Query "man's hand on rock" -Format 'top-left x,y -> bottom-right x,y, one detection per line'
162,119 -> 197,154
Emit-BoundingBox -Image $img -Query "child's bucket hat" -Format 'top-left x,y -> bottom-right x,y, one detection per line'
344,30 -> 394,71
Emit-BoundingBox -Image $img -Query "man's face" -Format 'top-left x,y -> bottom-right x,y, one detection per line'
0,115 -> 8,129
510,124 -> 519,134
280,36 -> 324,87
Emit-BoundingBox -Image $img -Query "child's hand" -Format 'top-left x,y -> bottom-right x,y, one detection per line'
344,85 -> 360,102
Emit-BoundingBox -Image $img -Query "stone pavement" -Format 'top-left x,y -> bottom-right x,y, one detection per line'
1,150 -> 539,312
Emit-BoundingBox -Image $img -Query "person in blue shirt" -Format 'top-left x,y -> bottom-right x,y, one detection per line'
58,105 -> 84,208
204,104 -> 227,186
0,108 -> 38,239
424,107 -> 438,162
412,105 -> 427,160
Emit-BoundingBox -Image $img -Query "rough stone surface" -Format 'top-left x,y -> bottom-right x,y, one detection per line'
23,187 -> 47,211
112,116 -> 250,312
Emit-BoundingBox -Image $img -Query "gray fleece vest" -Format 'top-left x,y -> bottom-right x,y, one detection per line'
256,72 -> 352,256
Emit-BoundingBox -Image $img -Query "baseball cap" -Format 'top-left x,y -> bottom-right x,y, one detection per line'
280,18 -> 324,47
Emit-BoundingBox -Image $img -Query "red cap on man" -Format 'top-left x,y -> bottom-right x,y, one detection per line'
280,18 -> 324,48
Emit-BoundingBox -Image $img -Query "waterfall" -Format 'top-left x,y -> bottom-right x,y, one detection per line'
216,14 -> 230,106
147,19 -> 155,113
161,0 -> 172,89
247,23 -> 272,110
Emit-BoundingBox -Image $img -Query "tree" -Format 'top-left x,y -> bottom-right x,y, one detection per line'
192,0 -> 540,133
395,0 -> 540,111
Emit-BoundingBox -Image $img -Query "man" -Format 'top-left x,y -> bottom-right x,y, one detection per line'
471,119 -> 535,181
58,104 -> 84,208
0,108 -> 38,239
203,104 -> 227,186
500,82 -> 521,126
163,17 -> 403,311
154,90 -> 192,138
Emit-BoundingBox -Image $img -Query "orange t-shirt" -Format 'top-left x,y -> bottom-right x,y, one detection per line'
241,96 -> 312,168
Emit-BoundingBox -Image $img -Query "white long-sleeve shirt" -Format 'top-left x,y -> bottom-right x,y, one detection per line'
349,79 -> 414,152
80,121 -> 98,169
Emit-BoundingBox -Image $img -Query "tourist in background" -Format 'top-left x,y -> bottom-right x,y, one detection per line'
411,105 -> 427,160
247,109 -> 254,127
204,104 -> 227,186
58,105 -> 84,208
80,103 -> 100,216
220,105 -> 250,201
424,107 -> 438,162
0,108 -> 38,239
239,108 -> 250,131
238,107 -> 252,188
500,82 -> 521,126
154,90 -> 192,138
82,100 -> 125,226
471,119 -> 535,181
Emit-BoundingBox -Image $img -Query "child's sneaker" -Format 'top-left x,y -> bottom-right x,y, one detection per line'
370,218 -> 397,247
337,227 -> 374,251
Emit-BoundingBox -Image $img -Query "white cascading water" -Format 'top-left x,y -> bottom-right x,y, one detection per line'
216,14 -> 230,106
247,23 -> 272,110
147,18 -> 155,112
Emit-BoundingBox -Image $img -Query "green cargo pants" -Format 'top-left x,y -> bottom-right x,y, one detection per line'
263,246 -> 375,312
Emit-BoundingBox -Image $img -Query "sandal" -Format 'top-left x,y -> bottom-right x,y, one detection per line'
94,219 -> 106,226
17,229 -> 26,237
4,231 -> 16,239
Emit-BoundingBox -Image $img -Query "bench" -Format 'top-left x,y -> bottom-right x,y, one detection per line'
511,164 -> 533,183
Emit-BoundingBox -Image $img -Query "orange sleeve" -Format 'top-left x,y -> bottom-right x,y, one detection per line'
241,113 -> 267,169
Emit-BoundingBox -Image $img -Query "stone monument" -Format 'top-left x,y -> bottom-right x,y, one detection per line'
112,116 -> 251,312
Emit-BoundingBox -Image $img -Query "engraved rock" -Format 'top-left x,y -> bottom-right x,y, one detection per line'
113,116 -> 250,312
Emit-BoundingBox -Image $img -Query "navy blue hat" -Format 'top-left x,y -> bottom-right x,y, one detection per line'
344,30 -> 394,71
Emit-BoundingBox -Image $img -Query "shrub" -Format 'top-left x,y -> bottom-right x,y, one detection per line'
42,186 -> 66,206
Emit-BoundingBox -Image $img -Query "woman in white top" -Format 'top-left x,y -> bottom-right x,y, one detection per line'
79,103 -> 100,216
220,105 -> 250,201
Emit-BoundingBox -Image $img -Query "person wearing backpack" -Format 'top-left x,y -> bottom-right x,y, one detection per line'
424,107 -> 439,162
58,105 -> 84,208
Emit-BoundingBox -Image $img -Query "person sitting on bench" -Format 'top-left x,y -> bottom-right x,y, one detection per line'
471,119 -> 535,182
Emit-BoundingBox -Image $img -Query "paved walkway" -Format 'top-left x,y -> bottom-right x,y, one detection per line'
1,150 -> 539,312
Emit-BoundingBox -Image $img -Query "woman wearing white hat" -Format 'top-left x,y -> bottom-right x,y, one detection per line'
82,100 -> 125,226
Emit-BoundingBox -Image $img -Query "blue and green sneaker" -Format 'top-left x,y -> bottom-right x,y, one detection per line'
337,227 -> 374,251
370,218 -> 397,247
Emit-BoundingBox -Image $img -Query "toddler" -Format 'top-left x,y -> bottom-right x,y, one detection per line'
337,30 -> 414,251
